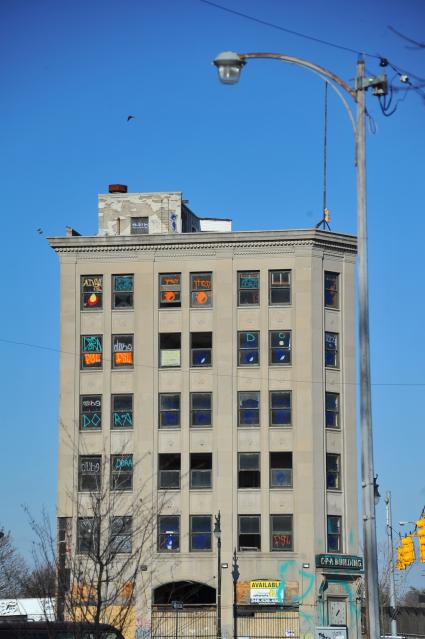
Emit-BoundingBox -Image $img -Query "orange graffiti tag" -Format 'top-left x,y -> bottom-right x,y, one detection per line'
115,352 -> 133,365
84,353 -> 102,365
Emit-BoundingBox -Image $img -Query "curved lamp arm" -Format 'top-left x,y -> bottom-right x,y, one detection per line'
213,51 -> 357,132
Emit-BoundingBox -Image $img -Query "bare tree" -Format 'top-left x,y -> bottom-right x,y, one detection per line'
0,530 -> 28,598
25,446 -> 172,639
21,563 -> 57,599
401,586 -> 425,607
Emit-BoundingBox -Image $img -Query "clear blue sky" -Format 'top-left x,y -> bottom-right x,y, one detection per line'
1,0 -> 424,588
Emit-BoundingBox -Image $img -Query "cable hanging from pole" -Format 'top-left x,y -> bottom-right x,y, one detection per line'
316,81 -> 331,230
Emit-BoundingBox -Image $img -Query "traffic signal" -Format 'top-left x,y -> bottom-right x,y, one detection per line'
417,518 -> 425,563
396,544 -> 406,570
401,535 -> 415,567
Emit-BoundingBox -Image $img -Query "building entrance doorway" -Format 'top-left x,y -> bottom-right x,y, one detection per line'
151,581 -> 216,638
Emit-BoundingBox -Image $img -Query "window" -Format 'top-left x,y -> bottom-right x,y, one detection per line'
238,515 -> 261,551
191,332 -> 212,367
111,394 -> 133,429
158,453 -> 181,489
81,275 -> 103,310
110,455 -> 133,491
112,334 -> 134,368
270,452 -> 293,488
190,515 -> 212,551
158,515 -> 180,552
238,331 -> 259,366
77,517 -> 99,554
159,273 -> 181,308
131,216 -> 149,234
271,515 -> 293,551
238,391 -> 260,426
327,515 -> 342,552
269,391 -> 291,426
190,453 -> 212,489
326,454 -> 341,490
112,275 -> 134,309
159,393 -> 181,428
325,271 -> 339,308
190,272 -> 212,307
238,453 -> 260,488
325,332 -> 339,368
190,393 -> 212,427
78,455 -> 101,491
326,392 -> 340,429
269,270 -> 291,305
269,331 -> 292,365
81,335 -> 103,370
110,516 -> 132,553
159,333 -> 181,367
80,395 -> 102,430
238,271 -> 260,305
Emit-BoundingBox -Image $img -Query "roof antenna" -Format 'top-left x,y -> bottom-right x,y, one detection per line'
316,81 -> 331,231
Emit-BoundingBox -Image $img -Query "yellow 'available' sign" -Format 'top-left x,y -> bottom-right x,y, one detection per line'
250,580 -> 281,604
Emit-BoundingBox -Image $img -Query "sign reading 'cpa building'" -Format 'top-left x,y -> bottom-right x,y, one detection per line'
315,554 -> 363,570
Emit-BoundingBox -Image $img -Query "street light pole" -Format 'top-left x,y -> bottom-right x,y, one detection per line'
355,57 -> 381,639
385,492 -> 398,637
213,51 -> 387,639
214,512 -> 222,639
231,548 -> 240,639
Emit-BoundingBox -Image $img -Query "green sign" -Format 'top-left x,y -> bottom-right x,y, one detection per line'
315,554 -> 363,571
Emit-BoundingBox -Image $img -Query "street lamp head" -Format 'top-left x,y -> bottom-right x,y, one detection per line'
213,51 -> 245,85
373,475 -> 381,506
214,511 -> 221,539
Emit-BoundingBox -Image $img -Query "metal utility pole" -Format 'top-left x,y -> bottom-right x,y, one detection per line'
356,57 -> 381,639
385,492 -> 398,636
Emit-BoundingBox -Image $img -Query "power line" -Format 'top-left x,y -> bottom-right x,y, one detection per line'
199,0 -> 381,59
1,336 -> 424,388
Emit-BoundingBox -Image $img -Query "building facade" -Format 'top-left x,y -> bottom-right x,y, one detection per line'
49,186 -> 362,639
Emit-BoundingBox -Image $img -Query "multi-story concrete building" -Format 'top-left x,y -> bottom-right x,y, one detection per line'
49,185 -> 363,639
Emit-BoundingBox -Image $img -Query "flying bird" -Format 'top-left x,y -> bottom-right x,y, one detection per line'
37,228 -> 44,235
127,115 -> 135,122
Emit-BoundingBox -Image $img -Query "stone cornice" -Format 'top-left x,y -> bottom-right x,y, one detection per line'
48,228 -> 357,256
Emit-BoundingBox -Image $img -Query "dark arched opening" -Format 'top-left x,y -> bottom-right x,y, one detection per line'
153,581 -> 216,605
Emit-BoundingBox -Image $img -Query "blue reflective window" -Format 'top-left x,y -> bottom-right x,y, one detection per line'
324,272 -> 339,308
190,515 -> 212,551
269,331 -> 291,365
191,333 -> 212,367
191,393 -> 212,427
325,392 -> 340,428
158,516 -> 180,552
325,332 -> 339,368
270,391 -> 291,426
238,331 -> 259,366
270,452 -> 293,488
159,394 -> 181,428
238,392 -> 260,426
327,515 -> 342,553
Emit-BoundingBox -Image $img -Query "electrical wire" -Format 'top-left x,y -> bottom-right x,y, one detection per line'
200,0 -> 425,110
1,336 -> 425,388
199,0 -> 381,60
